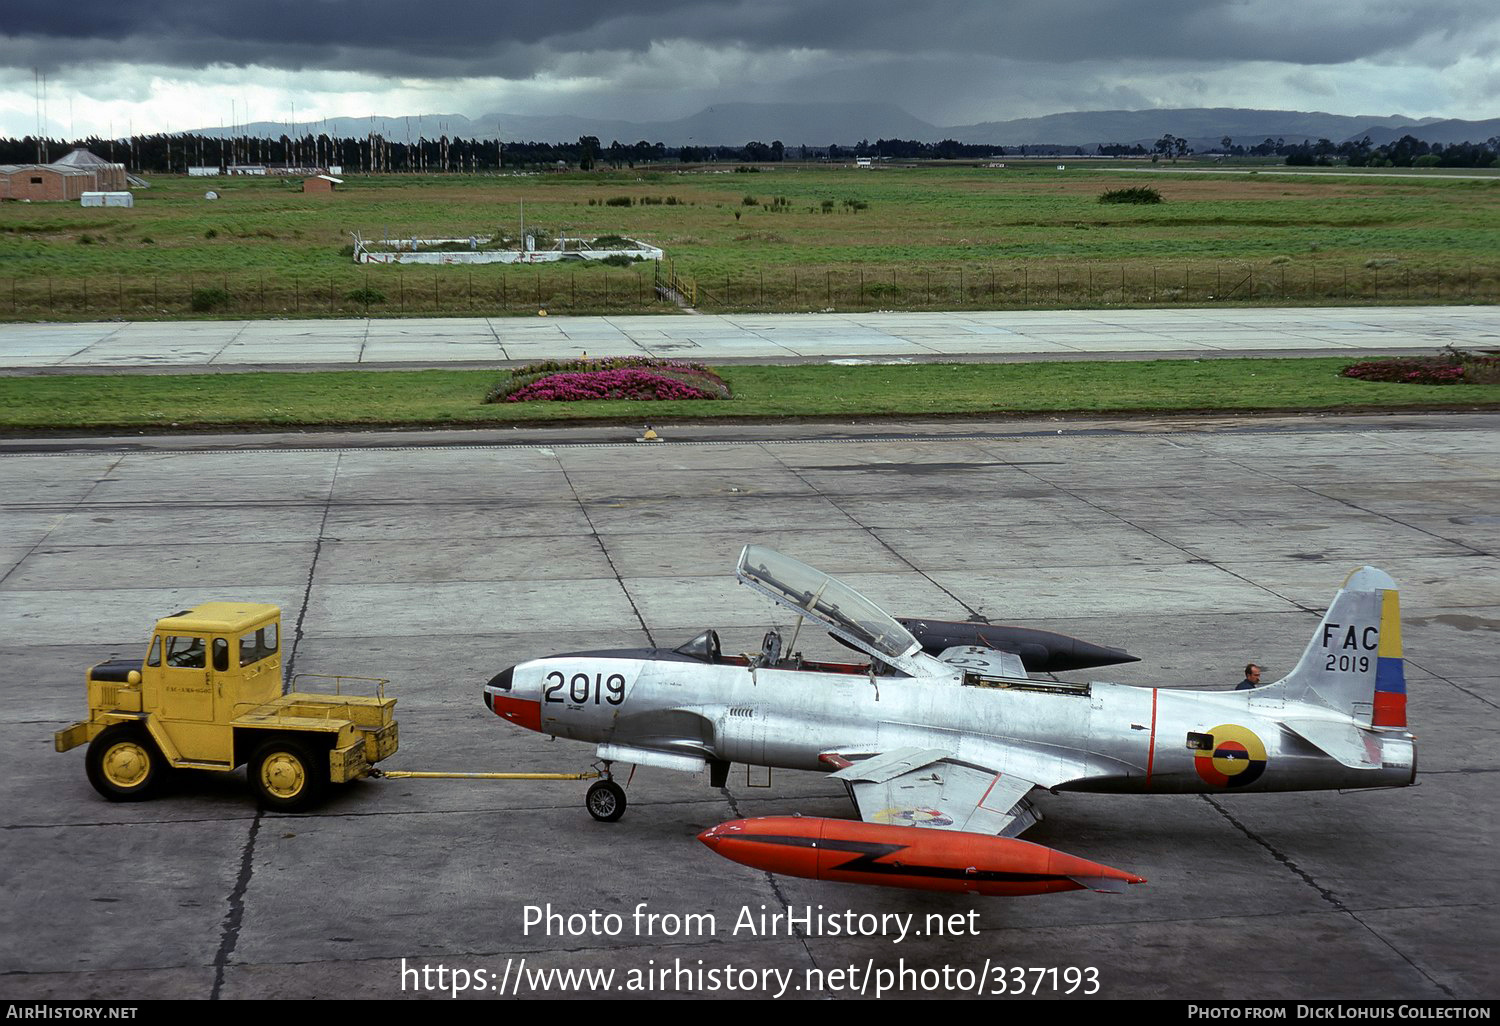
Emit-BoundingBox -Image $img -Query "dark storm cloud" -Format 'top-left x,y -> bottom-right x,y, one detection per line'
4,0 -> 1495,77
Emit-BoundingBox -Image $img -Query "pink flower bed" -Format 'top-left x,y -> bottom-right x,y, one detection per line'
505,369 -> 719,402
1342,359 -> 1469,384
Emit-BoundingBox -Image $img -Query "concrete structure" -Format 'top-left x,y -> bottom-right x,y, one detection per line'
79,191 -> 133,208
268,165 -> 342,177
0,413 -> 1494,999
1,305 -> 1493,370
353,233 -> 664,265
187,165 -> 270,177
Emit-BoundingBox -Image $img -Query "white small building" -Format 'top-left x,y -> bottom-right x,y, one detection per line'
81,191 -> 134,207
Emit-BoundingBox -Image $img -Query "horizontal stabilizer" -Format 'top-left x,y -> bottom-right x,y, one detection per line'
1280,718 -> 1382,770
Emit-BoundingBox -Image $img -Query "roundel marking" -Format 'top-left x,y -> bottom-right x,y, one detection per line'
1193,724 -> 1267,789
874,807 -> 955,828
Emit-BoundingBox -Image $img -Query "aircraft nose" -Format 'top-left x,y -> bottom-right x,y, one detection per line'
484,666 -> 514,709
483,665 -> 542,731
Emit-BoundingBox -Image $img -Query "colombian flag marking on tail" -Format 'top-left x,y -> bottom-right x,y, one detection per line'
1373,589 -> 1406,727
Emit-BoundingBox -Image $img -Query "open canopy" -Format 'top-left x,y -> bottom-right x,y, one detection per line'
735,545 -> 925,669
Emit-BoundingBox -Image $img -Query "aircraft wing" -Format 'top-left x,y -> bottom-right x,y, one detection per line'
828,746 -> 1042,838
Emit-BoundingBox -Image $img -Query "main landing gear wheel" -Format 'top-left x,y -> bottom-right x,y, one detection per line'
586,779 -> 627,822
250,738 -> 328,813
85,724 -> 165,802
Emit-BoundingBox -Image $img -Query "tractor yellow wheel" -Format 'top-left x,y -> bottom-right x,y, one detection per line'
259,751 -> 306,800
249,738 -> 328,812
102,740 -> 151,788
85,724 -> 164,802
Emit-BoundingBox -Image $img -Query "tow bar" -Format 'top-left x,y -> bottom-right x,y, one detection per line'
369,769 -> 599,781
368,762 -> 630,821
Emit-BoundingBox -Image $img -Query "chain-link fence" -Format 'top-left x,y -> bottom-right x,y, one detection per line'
6,260 -> 1496,319
687,262 -> 1500,311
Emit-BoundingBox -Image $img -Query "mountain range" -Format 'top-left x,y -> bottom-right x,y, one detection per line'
196,103 -> 1495,150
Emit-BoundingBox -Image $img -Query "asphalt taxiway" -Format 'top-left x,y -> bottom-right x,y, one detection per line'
2,413 -> 1495,1000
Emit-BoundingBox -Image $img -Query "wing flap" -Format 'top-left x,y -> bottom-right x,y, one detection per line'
833,751 -> 1042,838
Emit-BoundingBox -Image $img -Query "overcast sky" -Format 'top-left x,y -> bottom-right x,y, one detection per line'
2,0 -> 1496,139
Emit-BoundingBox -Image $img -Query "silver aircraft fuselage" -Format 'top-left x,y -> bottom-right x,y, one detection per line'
488,652 -> 1417,795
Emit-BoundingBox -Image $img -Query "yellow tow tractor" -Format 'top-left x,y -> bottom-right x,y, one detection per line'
54,602 -> 398,812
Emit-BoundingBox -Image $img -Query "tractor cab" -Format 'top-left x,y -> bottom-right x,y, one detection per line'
140,603 -> 284,725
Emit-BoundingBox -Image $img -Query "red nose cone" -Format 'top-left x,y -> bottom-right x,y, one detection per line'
488,692 -> 542,732
698,818 -> 747,848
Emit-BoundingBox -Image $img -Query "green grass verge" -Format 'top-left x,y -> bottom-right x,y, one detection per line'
4,165 -> 1498,318
2,358 -> 1498,432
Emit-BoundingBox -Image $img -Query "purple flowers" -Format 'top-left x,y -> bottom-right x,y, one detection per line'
1342,358 -> 1476,385
488,356 -> 731,404
505,369 -> 719,402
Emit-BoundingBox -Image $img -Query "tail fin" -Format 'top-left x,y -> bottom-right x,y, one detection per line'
1271,567 -> 1406,728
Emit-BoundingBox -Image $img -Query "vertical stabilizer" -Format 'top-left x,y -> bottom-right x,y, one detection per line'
1268,567 -> 1406,727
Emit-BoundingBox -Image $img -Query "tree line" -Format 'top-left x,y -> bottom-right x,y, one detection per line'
1282,135 -> 1499,168
4,130 -> 1496,173
0,131 -> 1025,172
1131,133 -> 1498,167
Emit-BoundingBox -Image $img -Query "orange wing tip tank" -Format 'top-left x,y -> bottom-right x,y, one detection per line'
698,816 -> 1146,897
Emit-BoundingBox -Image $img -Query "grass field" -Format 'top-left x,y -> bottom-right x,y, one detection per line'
3,162 -> 1498,319
2,358 -> 1497,432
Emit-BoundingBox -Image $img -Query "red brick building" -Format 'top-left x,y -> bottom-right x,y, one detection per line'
0,165 -> 99,201
0,149 -> 129,202
301,174 -> 343,194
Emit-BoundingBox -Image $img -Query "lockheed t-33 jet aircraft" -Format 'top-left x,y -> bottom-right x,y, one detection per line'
483,545 -> 1415,897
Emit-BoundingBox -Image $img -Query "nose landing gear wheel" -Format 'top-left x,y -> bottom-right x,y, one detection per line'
586,779 -> 626,822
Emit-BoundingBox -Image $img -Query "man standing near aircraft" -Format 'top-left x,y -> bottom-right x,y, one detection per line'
1237,663 -> 1263,690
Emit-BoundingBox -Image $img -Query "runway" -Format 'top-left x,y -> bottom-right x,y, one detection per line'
1,304 -> 1496,370
2,413 -> 1495,999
